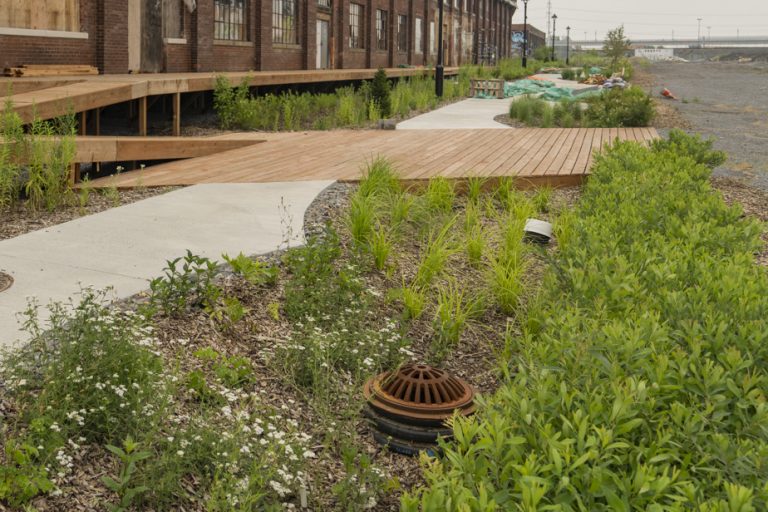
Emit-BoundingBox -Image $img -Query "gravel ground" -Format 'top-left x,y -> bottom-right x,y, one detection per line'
650,61 -> 768,191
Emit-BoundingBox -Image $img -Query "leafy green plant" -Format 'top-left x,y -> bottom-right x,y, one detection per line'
405,133 -> 768,510
332,443 -> 396,511
206,295 -> 248,331
222,252 -> 277,286
0,442 -> 54,507
148,251 -> 220,316
651,129 -> 726,168
214,355 -> 255,388
102,437 -> 152,512
585,86 -> 655,127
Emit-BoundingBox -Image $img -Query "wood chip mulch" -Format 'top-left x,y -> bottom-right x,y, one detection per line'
711,177 -> 768,267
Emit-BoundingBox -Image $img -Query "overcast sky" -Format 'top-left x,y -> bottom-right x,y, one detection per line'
519,0 -> 768,41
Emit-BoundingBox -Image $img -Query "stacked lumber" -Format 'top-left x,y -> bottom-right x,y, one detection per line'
4,65 -> 99,77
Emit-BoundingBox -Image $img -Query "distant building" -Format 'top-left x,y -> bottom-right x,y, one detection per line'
0,0 -> 519,74
509,23 -> 545,57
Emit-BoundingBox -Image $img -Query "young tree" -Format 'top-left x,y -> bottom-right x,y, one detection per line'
371,68 -> 392,118
604,25 -> 631,68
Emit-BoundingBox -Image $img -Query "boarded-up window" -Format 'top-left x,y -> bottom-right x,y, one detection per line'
414,17 -> 422,54
0,0 -> 80,31
163,0 -> 184,39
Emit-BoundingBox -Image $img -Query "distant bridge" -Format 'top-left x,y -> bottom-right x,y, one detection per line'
569,36 -> 768,49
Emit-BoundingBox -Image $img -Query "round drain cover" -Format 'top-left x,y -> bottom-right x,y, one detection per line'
0,272 -> 12,293
363,364 -> 475,426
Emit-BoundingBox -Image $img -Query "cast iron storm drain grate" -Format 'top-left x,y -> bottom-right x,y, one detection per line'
363,364 -> 475,456
0,272 -> 13,293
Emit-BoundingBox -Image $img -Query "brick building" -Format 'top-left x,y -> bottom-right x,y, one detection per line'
0,0 -> 517,74
509,23 -> 545,59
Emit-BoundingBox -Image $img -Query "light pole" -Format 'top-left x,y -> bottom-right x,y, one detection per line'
566,26 -> 571,65
436,0 -> 444,97
707,26 -> 711,46
551,13 -> 557,61
522,0 -> 529,68
697,18 -> 703,47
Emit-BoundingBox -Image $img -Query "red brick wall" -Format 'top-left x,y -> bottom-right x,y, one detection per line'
0,0 -> 515,74
0,0 -> 97,70
98,0 -> 128,73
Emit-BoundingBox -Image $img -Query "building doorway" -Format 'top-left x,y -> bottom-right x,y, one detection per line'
128,0 -> 164,73
316,20 -> 330,69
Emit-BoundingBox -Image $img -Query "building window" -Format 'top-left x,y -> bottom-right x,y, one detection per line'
215,0 -> 247,41
415,17 -> 423,54
0,0 -> 80,31
163,0 -> 184,39
376,9 -> 388,51
397,15 -> 407,52
272,0 -> 299,44
349,3 -> 364,49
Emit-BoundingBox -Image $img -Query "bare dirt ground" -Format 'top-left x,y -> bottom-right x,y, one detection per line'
649,61 -> 768,192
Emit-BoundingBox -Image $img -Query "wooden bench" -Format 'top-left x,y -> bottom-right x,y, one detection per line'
470,78 -> 504,99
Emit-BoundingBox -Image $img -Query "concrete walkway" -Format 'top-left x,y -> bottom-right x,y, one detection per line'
0,181 -> 333,350
397,98 -> 514,130
397,75 -> 596,130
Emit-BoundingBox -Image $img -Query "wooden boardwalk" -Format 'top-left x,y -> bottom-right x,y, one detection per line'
86,127 -> 658,189
0,67 -> 458,125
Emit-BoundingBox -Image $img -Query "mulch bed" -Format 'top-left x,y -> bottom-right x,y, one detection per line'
10,182 -> 580,511
0,187 -> 178,241
711,177 -> 768,267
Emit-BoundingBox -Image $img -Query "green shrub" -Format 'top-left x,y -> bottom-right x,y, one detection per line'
404,133 -> 768,510
585,86 -> 655,127
148,251 -> 220,317
371,68 -> 392,118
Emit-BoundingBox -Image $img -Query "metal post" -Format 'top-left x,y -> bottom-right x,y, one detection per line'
522,0 -> 528,67
551,14 -> 557,61
566,26 -> 570,65
697,18 -> 702,47
436,0 -> 444,97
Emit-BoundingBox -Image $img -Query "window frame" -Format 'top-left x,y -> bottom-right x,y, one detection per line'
397,14 -> 407,53
214,0 -> 248,42
272,0 -> 299,45
349,2 -> 364,49
376,9 -> 388,51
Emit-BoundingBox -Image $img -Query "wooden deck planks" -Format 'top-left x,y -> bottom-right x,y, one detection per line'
3,67 -> 460,124
84,127 -> 658,189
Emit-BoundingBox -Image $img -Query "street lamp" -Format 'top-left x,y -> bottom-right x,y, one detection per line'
566,26 -> 571,65
522,0 -> 529,68
436,0 -> 445,97
551,14 -> 557,62
697,18 -> 702,47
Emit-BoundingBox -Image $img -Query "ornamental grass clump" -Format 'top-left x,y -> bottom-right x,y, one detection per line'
403,130 -> 768,510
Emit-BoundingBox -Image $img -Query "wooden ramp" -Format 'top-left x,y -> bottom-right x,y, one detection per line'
0,67 -> 459,125
85,128 -> 658,189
